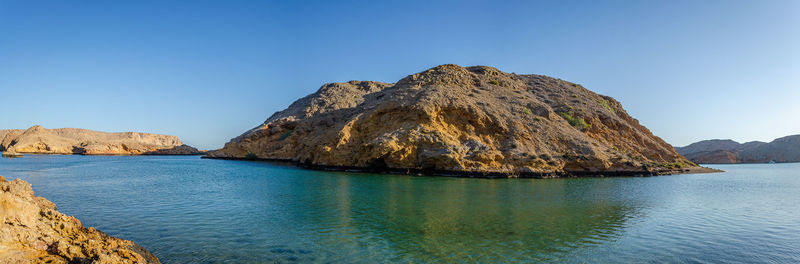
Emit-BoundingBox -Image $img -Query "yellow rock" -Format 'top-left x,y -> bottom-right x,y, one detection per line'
207,64 -> 700,177
0,176 -> 160,263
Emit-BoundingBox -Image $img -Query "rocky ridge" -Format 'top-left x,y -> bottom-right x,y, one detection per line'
676,135 -> 800,164
207,64 -> 709,177
0,126 -> 201,155
0,176 -> 160,263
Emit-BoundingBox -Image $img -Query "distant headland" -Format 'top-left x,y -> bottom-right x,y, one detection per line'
0,125 -> 203,156
676,135 -> 800,164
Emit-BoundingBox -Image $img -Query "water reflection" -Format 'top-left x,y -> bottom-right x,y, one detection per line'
292,173 -> 642,262
6,156 -> 730,263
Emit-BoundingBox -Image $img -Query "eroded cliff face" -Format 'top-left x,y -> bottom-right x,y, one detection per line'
207,64 -> 698,176
0,126 -> 198,155
0,176 -> 160,263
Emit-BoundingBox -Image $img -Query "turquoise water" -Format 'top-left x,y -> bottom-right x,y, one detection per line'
1,155 -> 799,263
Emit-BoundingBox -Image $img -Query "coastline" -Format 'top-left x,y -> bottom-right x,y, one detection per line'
202,156 -> 723,178
0,176 -> 161,263
1,152 -> 205,156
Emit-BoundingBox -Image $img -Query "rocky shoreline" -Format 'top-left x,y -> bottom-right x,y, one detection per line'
1,152 -> 23,158
0,176 -> 160,263
204,156 -> 722,178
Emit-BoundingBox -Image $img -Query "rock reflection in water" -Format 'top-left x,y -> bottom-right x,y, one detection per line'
293,173 -> 641,262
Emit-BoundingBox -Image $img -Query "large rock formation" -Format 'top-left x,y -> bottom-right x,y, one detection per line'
676,135 -> 800,164
207,64 -> 709,177
0,176 -> 160,263
0,126 -> 201,155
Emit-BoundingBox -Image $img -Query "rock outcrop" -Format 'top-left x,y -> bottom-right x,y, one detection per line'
0,126 -> 200,155
207,64 -> 708,177
0,176 -> 160,263
142,145 -> 205,155
676,135 -> 800,164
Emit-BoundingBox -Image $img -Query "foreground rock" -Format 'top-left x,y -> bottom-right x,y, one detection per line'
676,135 -> 800,164
0,176 -> 160,263
0,126 -> 201,155
207,64 -> 713,177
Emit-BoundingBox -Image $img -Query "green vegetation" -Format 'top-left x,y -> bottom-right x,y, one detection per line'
489,80 -> 499,85
522,107 -> 532,115
558,112 -> 591,131
661,160 -> 698,169
662,162 -> 685,169
596,99 -> 616,113
244,153 -> 258,160
278,129 -> 294,141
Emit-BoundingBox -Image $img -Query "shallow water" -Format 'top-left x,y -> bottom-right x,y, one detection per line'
1,155 -> 799,263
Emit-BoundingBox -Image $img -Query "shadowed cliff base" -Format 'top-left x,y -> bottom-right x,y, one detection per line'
204,64 -> 718,178
203,156 -> 722,178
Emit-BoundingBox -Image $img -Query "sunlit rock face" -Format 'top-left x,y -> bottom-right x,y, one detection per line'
0,126 -> 198,155
207,64 -> 696,177
0,176 -> 161,263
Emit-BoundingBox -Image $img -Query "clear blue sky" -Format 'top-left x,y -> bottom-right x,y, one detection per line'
1,0 -> 798,149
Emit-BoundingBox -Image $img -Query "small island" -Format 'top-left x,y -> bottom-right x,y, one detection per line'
206,64 -> 718,177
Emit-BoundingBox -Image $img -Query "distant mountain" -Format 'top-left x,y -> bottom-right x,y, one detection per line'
676,135 -> 800,164
0,125 -> 202,155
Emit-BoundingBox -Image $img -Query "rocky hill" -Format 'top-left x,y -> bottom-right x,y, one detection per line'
0,176 -> 160,263
0,126 -> 201,155
676,135 -> 800,164
207,64 -> 711,177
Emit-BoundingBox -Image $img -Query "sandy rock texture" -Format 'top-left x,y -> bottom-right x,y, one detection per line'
676,135 -> 800,164
207,64 -> 703,177
0,176 -> 160,263
0,126 -> 198,155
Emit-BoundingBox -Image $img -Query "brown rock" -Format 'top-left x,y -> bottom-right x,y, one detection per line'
142,145 -> 205,155
0,125 -> 198,156
207,64 -> 704,177
0,176 -> 160,263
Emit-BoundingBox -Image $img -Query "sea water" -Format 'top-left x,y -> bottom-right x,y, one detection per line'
1,155 -> 798,263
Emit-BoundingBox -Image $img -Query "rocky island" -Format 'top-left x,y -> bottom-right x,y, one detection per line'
0,126 -> 203,156
0,176 -> 160,263
676,135 -> 800,164
206,64 -> 713,177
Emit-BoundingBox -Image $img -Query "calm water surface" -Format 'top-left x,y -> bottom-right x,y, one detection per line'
1,155 -> 799,263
